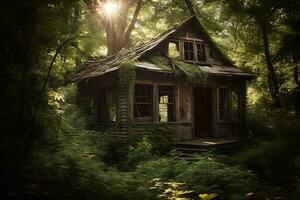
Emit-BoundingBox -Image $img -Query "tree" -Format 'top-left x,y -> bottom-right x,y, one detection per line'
223,0 -> 281,108
84,0 -> 143,55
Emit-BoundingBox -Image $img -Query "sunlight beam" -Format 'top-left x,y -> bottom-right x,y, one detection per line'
102,1 -> 118,17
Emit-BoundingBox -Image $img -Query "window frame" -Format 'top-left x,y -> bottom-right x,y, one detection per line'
134,84 -> 154,122
157,85 -> 176,122
183,41 -> 195,61
133,83 -> 177,123
181,40 -> 207,63
98,86 -> 117,123
217,88 -> 240,122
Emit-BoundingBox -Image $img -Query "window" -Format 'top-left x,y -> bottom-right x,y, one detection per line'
219,88 -> 230,121
168,41 -> 180,59
196,42 -> 206,62
98,87 -> 117,122
183,41 -> 206,62
231,91 -> 239,120
158,86 -> 175,122
134,84 -> 153,122
183,41 -> 194,61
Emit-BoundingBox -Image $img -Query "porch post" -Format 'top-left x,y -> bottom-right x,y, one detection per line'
211,88 -> 218,137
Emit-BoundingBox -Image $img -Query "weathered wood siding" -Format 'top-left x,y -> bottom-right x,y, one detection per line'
113,84 -> 129,142
178,84 -> 193,140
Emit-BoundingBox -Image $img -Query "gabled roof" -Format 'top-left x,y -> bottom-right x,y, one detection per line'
67,16 -> 251,83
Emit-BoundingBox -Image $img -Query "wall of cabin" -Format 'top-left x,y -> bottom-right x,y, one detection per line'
77,69 -> 247,143
129,70 -> 247,142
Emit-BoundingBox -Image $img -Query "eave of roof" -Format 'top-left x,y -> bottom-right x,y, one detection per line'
135,61 -> 254,78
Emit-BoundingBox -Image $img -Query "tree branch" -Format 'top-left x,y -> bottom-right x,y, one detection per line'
184,0 -> 197,16
30,35 -> 92,134
121,0 -> 143,48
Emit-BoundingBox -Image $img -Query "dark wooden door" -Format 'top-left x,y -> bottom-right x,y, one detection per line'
193,87 -> 212,138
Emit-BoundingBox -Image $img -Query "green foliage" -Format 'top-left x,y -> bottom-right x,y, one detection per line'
150,124 -> 177,154
172,59 -> 208,85
118,59 -> 136,86
126,138 -> 154,168
149,56 -> 173,71
199,193 -> 218,200
137,155 -> 257,199
148,56 -> 208,85
234,109 -> 300,184
132,124 -> 177,154
151,179 -> 193,200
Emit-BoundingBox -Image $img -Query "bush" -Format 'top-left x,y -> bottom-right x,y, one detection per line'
235,109 -> 300,184
137,154 -> 258,199
126,138 -> 153,168
149,124 -> 177,154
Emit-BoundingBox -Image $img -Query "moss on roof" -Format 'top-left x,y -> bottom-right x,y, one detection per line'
148,56 -> 208,84
148,56 -> 173,71
172,59 -> 208,84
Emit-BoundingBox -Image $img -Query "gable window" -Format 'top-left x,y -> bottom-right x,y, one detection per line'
183,41 -> 194,61
134,84 -> 153,122
196,42 -> 206,62
182,41 -> 206,62
158,86 -> 175,122
168,41 -> 180,59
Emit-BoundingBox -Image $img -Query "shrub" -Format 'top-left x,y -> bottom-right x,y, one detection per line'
149,124 -> 177,154
126,138 -> 153,168
137,154 -> 258,199
235,109 -> 300,184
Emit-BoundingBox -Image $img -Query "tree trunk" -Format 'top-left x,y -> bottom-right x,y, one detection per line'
260,20 -> 281,108
84,0 -> 143,55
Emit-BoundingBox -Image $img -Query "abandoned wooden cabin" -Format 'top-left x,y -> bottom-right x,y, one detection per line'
67,16 -> 253,144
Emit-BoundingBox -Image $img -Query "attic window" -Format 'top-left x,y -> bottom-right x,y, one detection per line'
183,41 -> 194,61
196,42 -> 206,62
134,84 -> 153,122
168,41 -> 180,59
183,41 -> 206,62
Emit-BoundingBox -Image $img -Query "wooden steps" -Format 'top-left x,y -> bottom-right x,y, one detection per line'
175,138 -> 241,159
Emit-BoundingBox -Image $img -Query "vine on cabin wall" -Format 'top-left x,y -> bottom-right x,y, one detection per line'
118,59 -> 136,87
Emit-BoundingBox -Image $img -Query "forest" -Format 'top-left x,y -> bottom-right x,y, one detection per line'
1,0 -> 300,199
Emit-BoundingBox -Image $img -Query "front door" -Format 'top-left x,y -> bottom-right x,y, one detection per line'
193,87 -> 212,138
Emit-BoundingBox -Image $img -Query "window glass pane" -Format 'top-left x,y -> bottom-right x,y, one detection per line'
196,42 -> 206,62
158,86 -> 175,122
134,84 -> 153,121
183,41 -> 194,61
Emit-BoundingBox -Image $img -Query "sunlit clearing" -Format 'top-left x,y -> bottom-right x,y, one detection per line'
102,1 -> 118,16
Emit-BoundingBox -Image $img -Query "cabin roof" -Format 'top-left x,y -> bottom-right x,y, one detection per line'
67,16 -> 252,84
